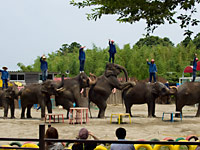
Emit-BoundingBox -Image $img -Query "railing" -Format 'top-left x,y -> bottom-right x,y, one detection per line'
0,124 -> 200,150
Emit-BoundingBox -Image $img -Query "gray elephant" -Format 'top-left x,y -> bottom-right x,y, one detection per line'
55,72 -> 96,118
89,63 -> 135,118
122,82 -> 170,117
0,84 -> 19,118
19,80 -> 62,119
175,82 -> 200,117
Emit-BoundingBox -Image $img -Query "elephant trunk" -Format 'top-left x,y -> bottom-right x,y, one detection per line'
89,73 -> 97,85
57,74 -> 65,89
115,64 -> 128,82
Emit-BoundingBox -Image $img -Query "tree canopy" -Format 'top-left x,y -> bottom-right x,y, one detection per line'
70,0 -> 200,36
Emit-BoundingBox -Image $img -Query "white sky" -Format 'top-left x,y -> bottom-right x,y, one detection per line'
0,0 -> 200,71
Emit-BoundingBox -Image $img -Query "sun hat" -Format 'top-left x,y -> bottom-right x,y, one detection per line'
111,40 -> 114,43
78,128 -> 89,139
80,46 -> 86,49
42,55 -> 46,59
2,66 -> 8,70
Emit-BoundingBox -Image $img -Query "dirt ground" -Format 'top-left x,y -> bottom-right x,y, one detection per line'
0,103 -> 200,145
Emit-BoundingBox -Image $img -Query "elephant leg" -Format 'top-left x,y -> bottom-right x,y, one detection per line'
66,110 -> 69,119
27,104 -> 33,118
21,106 -> 26,119
46,100 -> 52,114
147,102 -> 153,117
10,100 -> 15,119
125,103 -> 132,117
195,103 -> 200,117
97,101 -> 107,118
152,100 -> 156,117
3,103 -> 8,118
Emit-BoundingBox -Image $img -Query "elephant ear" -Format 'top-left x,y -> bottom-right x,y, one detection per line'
41,83 -> 49,93
152,83 -> 159,95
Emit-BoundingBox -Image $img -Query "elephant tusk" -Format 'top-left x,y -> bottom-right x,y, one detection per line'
56,87 -> 65,92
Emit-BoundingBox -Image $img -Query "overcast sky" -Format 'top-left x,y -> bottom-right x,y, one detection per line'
0,0 -> 200,71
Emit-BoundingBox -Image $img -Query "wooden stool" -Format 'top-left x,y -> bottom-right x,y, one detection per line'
162,111 -> 182,122
110,113 -> 131,124
45,113 -> 64,123
69,107 -> 89,125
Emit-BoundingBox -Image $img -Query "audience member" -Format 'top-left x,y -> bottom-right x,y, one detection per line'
110,127 -> 135,150
45,127 -> 64,150
72,128 -> 99,150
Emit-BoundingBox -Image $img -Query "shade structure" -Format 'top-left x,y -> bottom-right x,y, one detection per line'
184,66 -> 193,73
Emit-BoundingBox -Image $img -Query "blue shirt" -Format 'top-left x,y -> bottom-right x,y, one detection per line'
110,139 -> 135,150
147,62 -> 157,73
79,48 -> 85,60
40,57 -> 48,71
0,70 -> 9,80
109,41 -> 116,54
193,56 -> 197,71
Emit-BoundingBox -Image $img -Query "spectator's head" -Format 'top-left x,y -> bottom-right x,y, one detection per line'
115,127 -> 126,139
45,127 -> 59,139
2,67 -> 8,70
78,128 -> 89,139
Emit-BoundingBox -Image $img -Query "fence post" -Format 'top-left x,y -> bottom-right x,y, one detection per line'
39,124 -> 45,150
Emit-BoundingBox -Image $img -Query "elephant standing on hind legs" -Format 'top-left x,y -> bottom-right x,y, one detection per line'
89,63 -> 135,118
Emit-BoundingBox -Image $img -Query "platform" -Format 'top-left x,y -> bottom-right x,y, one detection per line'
69,107 -> 89,125
162,111 -> 182,122
45,113 -> 64,123
110,113 -> 131,124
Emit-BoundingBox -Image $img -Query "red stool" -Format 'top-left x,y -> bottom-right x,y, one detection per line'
45,113 -> 64,123
69,107 -> 89,125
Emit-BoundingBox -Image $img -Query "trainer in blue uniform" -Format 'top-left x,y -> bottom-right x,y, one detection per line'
147,59 -> 157,83
79,46 -> 86,73
0,66 -> 9,89
110,127 -> 135,150
108,39 -> 116,63
192,53 -> 198,82
40,55 -> 48,82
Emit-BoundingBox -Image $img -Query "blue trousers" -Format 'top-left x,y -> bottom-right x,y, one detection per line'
109,53 -> 115,63
192,70 -> 196,82
149,72 -> 156,83
42,70 -> 47,81
80,60 -> 85,72
2,79 -> 8,89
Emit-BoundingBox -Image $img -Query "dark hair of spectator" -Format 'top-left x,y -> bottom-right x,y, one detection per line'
45,127 -> 59,139
116,127 -> 126,139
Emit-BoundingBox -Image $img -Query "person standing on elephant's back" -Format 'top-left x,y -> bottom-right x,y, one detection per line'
192,53 -> 198,82
79,46 -> 86,73
108,39 -> 116,63
40,55 -> 48,82
0,67 -> 9,89
146,59 -> 157,83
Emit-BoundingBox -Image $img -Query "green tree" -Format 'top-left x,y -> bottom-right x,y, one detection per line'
193,33 -> 200,49
70,0 -> 200,35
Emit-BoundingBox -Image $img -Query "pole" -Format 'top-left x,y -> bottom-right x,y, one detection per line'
39,124 -> 45,150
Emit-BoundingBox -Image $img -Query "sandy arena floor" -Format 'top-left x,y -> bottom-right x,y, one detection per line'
0,104 -> 200,145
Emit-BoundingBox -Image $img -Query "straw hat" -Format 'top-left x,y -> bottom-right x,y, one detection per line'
2,66 -> 8,70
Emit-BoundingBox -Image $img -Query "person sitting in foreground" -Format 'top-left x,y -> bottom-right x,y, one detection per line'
110,127 -> 135,150
72,128 -> 99,150
45,127 -> 64,150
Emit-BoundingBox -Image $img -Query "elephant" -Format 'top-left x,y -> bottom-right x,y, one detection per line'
122,82 -> 170,117
19,80 -> 62,119
0,84 -> 19,118
55,72 -> 96,118
175,82 -> 200,117
89,63 -> 135,118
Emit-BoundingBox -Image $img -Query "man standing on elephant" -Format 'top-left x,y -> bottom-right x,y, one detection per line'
40,55 -> 48,82
146,59 -> 157,83
0,66 -> 9,89
79,46 -> 86,73
108,39 -> 116,63
192,53 -> 198,82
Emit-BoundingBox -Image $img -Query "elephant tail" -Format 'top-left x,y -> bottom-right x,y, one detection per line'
122,84 -> 132,103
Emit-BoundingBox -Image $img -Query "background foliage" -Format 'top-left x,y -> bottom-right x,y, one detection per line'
17,34 -> 200,83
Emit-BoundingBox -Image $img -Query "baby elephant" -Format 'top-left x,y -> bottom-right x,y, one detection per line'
122,82 -> 170,117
